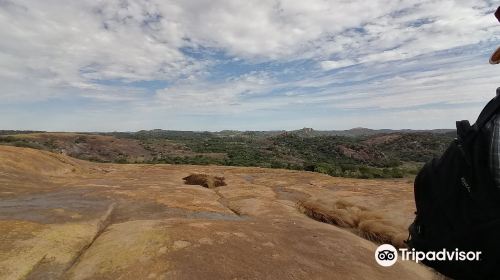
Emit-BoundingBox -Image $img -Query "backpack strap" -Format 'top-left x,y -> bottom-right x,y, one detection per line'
456,90 -> 500,167
456,120 -> 471,140
475,89 -> 500,129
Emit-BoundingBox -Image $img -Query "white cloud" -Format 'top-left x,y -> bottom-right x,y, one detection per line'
0,0 -> 499,129
0,0 -> 205,101
1,1 -> 497,89
154,71 -> 275,113
320,59 -> 356,70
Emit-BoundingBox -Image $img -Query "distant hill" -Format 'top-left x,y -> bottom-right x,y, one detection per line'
0,130 -> 45,136
0,128 -> 456,179
287,127 -> 455,137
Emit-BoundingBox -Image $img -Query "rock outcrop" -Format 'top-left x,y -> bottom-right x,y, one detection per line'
0,146 -> 436,279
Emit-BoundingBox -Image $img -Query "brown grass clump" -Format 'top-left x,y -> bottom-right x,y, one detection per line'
182,173 -> 226,189
297,199 -> 407,248
298,201 -> 355,227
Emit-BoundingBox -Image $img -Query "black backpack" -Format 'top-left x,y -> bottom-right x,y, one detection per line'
407,92 -> 500,279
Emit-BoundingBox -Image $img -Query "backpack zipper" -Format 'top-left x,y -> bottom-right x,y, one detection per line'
461,177 -> 471,193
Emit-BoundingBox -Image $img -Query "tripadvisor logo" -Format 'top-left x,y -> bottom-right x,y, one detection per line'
374,244 -> 482,267
375,244 -> 398,266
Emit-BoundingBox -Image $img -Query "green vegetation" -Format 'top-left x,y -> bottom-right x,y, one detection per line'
0,129 -> 455,179
107,129 -> 454,179
0,136 -> 47,150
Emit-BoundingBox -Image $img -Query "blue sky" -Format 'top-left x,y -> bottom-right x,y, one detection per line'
0,0 -> 499,131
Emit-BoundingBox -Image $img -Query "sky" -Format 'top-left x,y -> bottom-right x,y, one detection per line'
0,0 -> 500,131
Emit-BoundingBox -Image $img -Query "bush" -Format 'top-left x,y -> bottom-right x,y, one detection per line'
11,141 -> 46,150
313,164 -> 331,175
0,136 -> 17,143
114,158 -> 128,164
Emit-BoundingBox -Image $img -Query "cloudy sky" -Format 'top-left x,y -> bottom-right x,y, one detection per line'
1,0 -> 499,131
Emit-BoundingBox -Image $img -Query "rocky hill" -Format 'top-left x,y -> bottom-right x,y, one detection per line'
0,129 -> 455,179
0,146 -> 438,279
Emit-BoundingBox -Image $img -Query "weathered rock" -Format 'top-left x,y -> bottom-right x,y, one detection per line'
0,146 -> 437,279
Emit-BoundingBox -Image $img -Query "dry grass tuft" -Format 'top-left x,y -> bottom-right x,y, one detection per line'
297,199 -> 407,248
182,173 -> 226,189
